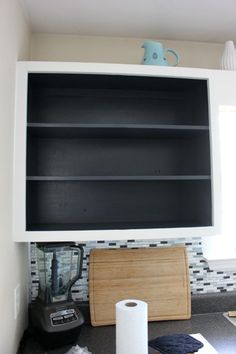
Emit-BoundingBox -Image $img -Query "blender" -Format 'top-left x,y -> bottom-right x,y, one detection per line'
29,242 -> 84,349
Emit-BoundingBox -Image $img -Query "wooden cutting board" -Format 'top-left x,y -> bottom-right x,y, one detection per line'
89,245 -> 191,326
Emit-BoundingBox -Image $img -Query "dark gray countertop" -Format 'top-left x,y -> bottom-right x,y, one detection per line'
20,312 -> 236,354
78,312 -> 236,354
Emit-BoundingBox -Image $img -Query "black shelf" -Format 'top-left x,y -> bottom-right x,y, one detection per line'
28,220 -> 211,232
26,72 -> 212,232
26,179 -> 212,231
28,74 -> 209,126
27,134 -> 210,177
27,122 -> 209,139
27,175 -> 211,181
28,123 -> 209,130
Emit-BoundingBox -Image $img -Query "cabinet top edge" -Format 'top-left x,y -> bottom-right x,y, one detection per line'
16,61 -> 229,79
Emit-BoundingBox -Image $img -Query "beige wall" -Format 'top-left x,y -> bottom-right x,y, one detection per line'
0,1 -> 30,353
31,33 -> 224,69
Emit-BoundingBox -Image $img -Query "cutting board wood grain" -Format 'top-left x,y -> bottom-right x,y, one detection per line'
89,246 -> 191,326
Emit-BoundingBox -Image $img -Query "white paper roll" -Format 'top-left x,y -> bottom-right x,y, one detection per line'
116,299 -> 148,354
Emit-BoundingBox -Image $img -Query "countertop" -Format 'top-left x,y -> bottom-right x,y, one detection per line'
20,312 -> 236,354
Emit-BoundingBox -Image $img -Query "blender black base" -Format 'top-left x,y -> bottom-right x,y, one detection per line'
29,300 -> 84,349
34,326 -> 82,350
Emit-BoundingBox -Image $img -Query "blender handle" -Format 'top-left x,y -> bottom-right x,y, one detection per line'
67,244 -> 84,295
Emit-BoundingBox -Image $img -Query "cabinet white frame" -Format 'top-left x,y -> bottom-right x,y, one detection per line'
13,61 -> 220,242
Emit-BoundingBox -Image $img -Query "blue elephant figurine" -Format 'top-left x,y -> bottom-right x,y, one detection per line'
141,40 -> 179,66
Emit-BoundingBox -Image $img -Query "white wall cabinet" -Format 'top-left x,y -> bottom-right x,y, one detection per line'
13,62 -> 221,242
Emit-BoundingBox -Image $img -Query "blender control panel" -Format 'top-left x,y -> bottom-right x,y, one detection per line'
50,309 -> 78,326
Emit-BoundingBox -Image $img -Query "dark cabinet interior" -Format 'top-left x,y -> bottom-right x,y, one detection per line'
26,73 -> 212,231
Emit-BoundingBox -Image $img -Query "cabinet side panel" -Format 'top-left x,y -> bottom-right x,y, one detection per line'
13,64 -> 28,239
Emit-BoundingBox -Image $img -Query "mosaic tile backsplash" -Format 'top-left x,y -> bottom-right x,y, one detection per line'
30,237 -> 236,302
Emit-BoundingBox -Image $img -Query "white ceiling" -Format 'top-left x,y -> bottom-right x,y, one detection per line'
21,0 -> 236,43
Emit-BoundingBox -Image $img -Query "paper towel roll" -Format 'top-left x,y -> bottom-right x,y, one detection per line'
116,299 -> 148,354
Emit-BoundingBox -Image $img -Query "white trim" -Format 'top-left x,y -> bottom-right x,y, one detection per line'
13,64 -> 28,238
14,226 -> 216,243
18,61 -> 216,78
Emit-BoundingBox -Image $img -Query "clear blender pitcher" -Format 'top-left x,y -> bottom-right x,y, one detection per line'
36,242 -> 83,303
